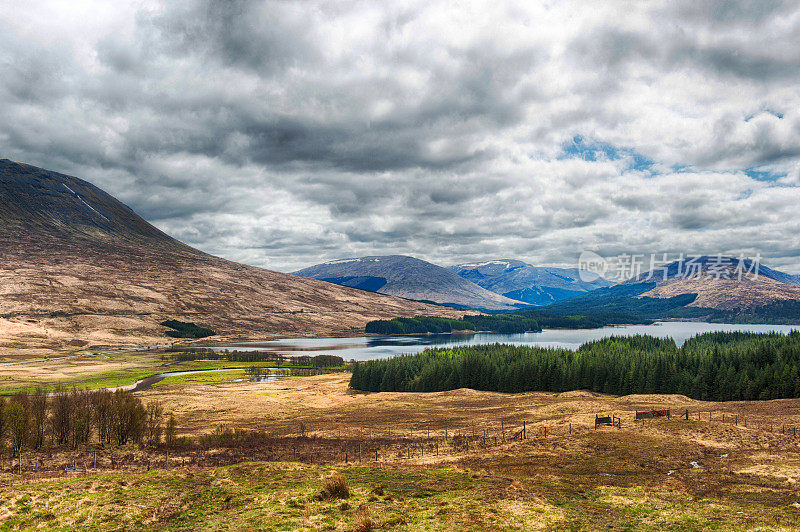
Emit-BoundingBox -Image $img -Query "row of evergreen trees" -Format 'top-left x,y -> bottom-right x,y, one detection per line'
168,349 -> 345,367
349,331 -> 800,401
364,311 -> 652,335
365,315 -> 542,334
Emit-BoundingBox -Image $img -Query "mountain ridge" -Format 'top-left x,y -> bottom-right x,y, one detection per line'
450,259 -> 611,305
539,256 -> 800,323
294,255 -> 528,310
0,159 -> 462,352
624,255 -> 800,311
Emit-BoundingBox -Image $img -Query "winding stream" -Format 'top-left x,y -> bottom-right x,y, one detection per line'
114,368 -> 286,393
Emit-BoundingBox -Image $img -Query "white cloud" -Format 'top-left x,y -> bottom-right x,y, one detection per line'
1,0 -> 800,272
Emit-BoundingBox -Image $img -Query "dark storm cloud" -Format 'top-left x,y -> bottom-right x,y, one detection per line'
149,0 -> 320,74
670,1 -> 790,27
1,1 -> 800,272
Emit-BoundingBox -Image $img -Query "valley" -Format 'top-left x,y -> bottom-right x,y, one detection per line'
2,160 -> 800,530
4,3 -> 800,530
2,369 -> 800,530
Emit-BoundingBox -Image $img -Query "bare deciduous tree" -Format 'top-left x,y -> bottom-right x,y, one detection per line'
69,389 -> 92,448
0,396 -> 6,445
0,386 -> 174,454
165,414 -> 177,448
109,390 -> 146,446
51,386 -> 71,446
5,400 -> 27,458
93,390 -> 112,445
145,402 -> 164,447
29,389 -> 47,449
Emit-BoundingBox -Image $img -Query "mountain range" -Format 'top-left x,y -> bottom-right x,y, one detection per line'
4,157 -> 800,353
540,256 -> 800,323
625,255 -> 800,310
297,253 -> 800,323
0,159 -> 460,351
450,259 -> 612,305
294,256 -> 527,311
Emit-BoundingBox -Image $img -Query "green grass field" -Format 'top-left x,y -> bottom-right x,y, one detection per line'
2,462 -> 798,531
150,369 -> 248,389
0,350 -> 333,395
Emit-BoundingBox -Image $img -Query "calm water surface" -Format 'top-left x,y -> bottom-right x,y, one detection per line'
210,322 -> 799,361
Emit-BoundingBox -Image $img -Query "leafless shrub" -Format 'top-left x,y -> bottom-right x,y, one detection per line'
354,505 -> 374,532
322,471 -> 350,499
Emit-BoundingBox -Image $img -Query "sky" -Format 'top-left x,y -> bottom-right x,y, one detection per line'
2,0 -> 800,273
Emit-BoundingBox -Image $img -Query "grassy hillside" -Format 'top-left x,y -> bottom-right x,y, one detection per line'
4,460 -> 798,531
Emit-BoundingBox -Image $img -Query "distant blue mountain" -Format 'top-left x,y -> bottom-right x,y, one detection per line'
540,256 -> 800,324
625,255 -> 800,286
294,255 -> 529,311
450,259 -> 611,305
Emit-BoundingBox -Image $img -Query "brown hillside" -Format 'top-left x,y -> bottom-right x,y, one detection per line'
640,275 -> 800,310
0,159 -> 460,351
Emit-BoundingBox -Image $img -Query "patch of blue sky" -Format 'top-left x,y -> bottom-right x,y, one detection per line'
559,135 -> 655,173
744,167 -> 786,182
744,109 -> 784,121
559,136 -> 789,183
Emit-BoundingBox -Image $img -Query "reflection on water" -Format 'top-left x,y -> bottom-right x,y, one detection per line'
129,367 -> 288,392
208,322 -> 799,362
235,374 -> 283,383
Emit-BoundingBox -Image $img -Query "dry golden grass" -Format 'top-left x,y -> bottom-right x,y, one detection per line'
3,372 -> 800,529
